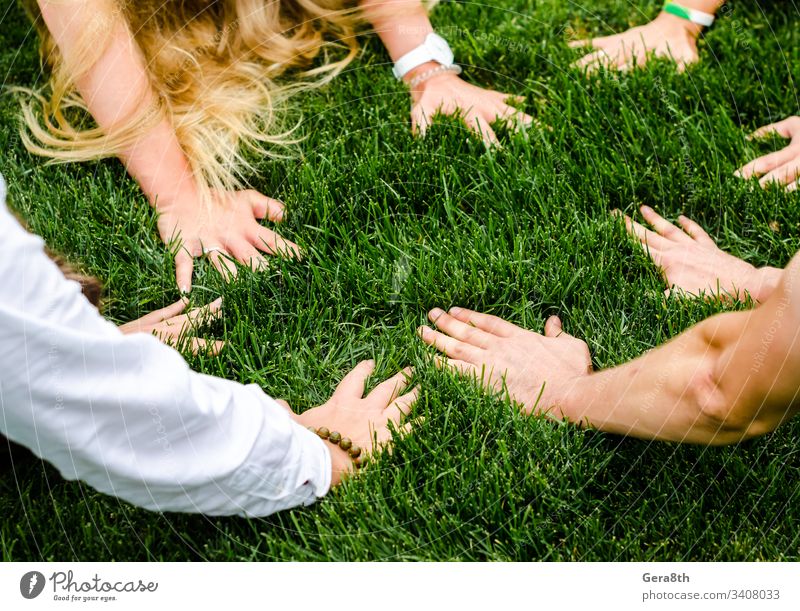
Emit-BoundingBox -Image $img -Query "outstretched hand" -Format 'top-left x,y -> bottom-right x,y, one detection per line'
292,360 -> 418,485
735,117 -> 800,190
158,189 -> 301,293
570,13 -> 702,73
620,206 -> 781,302
418,307 -> 592,415
119,297 -> 225,354
408,71 -> 532,147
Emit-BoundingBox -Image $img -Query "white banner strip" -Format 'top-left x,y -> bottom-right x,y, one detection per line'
1,562 -> 797,610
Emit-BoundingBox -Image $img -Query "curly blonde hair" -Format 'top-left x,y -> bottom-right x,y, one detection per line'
18,0 -> 364,198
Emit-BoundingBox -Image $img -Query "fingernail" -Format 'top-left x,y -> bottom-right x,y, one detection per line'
212,297 -> 223,306
180,285 -> 190,295
417,326 -> 429,337
641,205 -> 652,212
429,307 -> 444,318
449,306 -> 462,315
733,170 -> 742,178
610,209 -> 621,217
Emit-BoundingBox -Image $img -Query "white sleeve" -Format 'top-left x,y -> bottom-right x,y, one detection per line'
0,176 -> 331,517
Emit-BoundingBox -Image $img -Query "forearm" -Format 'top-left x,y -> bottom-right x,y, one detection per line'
556,258 -> 800,444
362,0 -> 448,87
362,0 -> 433,60
37,0 -> 196,208
554,319 -> 732,444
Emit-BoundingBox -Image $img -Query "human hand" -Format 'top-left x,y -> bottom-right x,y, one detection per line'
406,66 -> 532,146
621,206 -> 781,302
735,117 -> 800,190
119,297 -> 225,354
570,12 -> 702,73
293,360 -> 418,485
157,188 -> 301,292
418,308 -> 592,416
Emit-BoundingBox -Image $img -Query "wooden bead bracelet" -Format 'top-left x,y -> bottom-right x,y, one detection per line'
309,427 -> 364,468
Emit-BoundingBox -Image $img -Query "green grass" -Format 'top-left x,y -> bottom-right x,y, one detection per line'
2,0 -> 800,561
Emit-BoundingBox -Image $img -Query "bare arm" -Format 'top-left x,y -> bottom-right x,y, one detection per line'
361,0 -> 532,144
558,255 -> 800,444
570,0 -> 727,72
37,0 -> 194,209
36,0 -> 298,291
419,255 -> 800,446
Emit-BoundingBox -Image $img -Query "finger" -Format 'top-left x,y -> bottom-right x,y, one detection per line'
735,148 -> 797,179
573,50 -> 613,71
183,297 -> 224,327
383,386 -> 419,422
418,325 -> 481,361
787,179 -> 799,193
465,111 -> 500,147
368,367 -> 413,407
247,190 -> 285,223
544,315 -> 563,338
640,206 -> 692,243
410,104 -> 431,138
175,249 -> 194,294
434,355 -> 478,377
494,103 -> 534,130
677,215 -> 715,246
758,162 -> 800,188
567,38 -> 593,49
228,238 -> 269,272
448,307 -> 520,338
674,54 -> 698,74
332,359 -> 375,400
489,90 -> 525,106
622,213 -> 668,251
749,118 -> 799,141
207,250 -> 238,282
428,307 -> 491,348
136,297 -> 188,325
189,338 -> 226,355
250,226 -> 302,259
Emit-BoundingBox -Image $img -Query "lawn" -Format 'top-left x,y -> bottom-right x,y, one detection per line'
1,0 -> 799,561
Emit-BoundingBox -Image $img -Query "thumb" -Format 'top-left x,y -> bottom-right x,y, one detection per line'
544,315 -> 564,338
175,249 -> 194,294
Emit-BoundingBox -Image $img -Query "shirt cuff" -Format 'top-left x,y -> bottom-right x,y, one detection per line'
225,391 -> 332,516
295,421 -> 332,500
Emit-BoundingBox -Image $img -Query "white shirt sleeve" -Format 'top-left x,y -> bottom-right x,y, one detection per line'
0,175 -> 331,517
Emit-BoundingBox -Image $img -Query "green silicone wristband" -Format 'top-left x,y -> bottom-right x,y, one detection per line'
663,2 -> 692,21
662,2 -> 716,27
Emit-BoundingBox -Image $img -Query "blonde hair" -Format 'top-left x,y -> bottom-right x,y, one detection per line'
18,0 -> 364,198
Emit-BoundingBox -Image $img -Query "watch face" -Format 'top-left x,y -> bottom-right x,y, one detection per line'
426,33 -> 454,65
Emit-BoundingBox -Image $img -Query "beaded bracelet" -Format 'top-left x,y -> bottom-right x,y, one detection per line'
407,64 -> 462,89
309,427 -> 364,468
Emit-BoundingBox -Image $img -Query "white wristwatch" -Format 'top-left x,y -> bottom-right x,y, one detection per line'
392,32 -> 457,80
